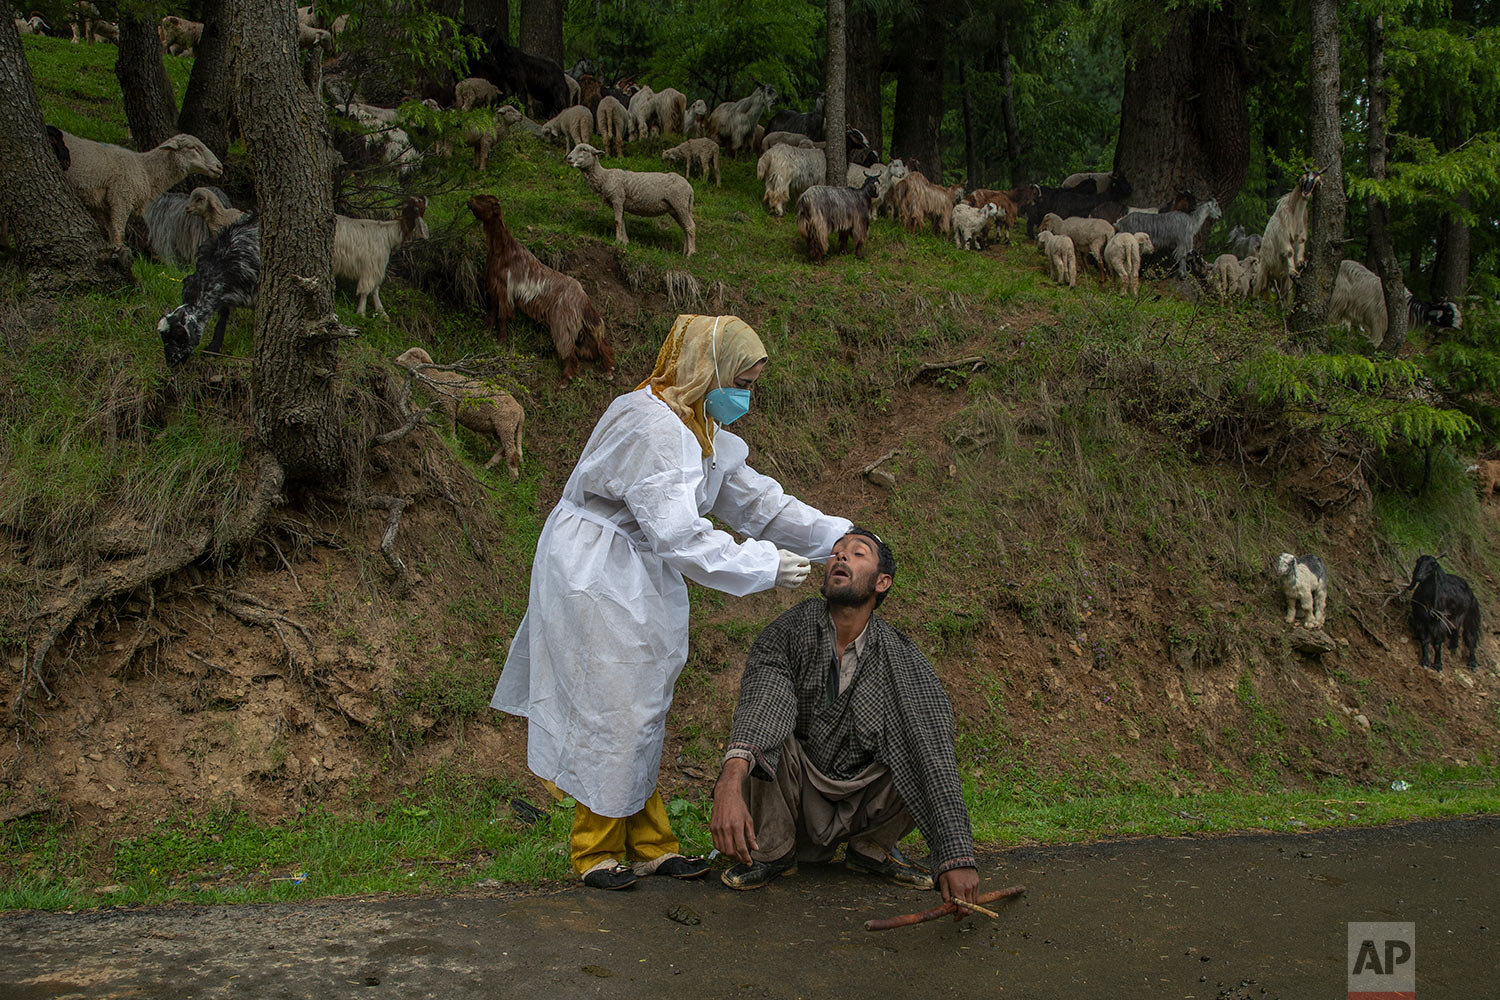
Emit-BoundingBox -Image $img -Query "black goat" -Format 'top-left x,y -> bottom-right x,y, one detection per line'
1024,174 -> 1132,236
1404,554 -> 1480,671
471,28 -> 569,120
766,93 -> 825,140
158,212 -> 260,367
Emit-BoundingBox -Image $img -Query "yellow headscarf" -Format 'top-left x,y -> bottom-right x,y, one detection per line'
636,314 -> 767,457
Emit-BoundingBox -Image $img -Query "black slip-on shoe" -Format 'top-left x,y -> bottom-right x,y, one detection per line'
653,855 -> 711,879
582,862 -> 639,890
720,852 -> 797,890
845,845 -> 934,890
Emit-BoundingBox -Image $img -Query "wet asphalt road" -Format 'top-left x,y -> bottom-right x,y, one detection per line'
1,816 -> 1495,999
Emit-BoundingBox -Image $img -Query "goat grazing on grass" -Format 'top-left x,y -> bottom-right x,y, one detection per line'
1404,554 -> 1481,671
395,347 -> 526,479
1103,231 -> 1154,297
662,138 -> 720,186
1327,260 -> 1464,347
567,143 -> 696,256
1275,552 -> 1328,629
468,194 -> 614,381
158,212 -> 259,367
757,143 -> 824,217
796,173 -> 879,262
1113,199 -> 1222,278
1255,169 -> 1322,306
57,131 -> 222,249
333,196 -> 430,318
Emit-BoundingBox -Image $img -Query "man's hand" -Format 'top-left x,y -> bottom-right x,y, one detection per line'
710,758 -> 757,864
939,866 -> 980,920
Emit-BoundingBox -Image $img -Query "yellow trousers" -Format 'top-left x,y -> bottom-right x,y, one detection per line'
549,782 -> 680,875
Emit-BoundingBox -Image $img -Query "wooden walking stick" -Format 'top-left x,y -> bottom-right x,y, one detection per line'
863,885 -> 1027,932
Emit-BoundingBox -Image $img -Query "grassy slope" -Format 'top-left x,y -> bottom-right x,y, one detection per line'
2,36 -> 1497,908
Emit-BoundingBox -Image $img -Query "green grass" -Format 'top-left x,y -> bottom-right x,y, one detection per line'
26,34 -> 195,144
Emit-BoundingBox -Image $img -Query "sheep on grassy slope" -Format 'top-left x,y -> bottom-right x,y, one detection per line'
333,196 -> 430,317
1113,199 -> 1222,278
467,194 -> 614,381
796,173 -> 879,262
567,143 -> 695,255
684,99 -> 709,139
708,82 -> 778,158
455,77 -> 501,110
1235,255 -> 1260,298
662,138 -> 720,186
542,106 -> 592,149
1210,253 -> 1244,304
158,212 -> 259,366
143,185 -> 233,265
58,131 -> 222,249
395,347 -> 526,479
1039,212 -> 1116,280
757,143 -> 824,217
1038,231 -> 1076,287
185,186 -> 243,233
952,202 -> 999,250
1103,231 -> 1153,297
1327,259 -> 1464,346
594,96 -> 628,156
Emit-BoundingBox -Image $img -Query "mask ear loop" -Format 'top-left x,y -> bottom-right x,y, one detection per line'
707,317 -> 724,464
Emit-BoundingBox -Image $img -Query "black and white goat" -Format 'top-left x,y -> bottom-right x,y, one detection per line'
158,212 -> 260,367
1404,554 -> 1480,671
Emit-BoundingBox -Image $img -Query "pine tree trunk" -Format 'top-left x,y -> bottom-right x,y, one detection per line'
179,0 -> 234,164
115,14 -> 178,151
998,24 -> 1023,185
518,0 -> 562,65
227,0 -> 348,484
1433,196 -> 1470,300
845,5 -> 881,156
958,60 -> 978,188
1114,9 -> 1250,206
0,19 -> 132,294
1291,0 -> 1346,330
824,0 -> 847,186
467,0 -> 509,40
890,6 -> 944,178
1367,14 -> 1407,355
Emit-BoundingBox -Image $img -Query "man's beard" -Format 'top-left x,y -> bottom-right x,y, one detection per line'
821,565 -> 878,607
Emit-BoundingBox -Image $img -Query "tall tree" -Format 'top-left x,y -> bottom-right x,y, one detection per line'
1367,13 -> 1407,355
1291,0 -> 1346,330
996,23 -> 1023,184
1114,8 -> 1251,206
890,4 -> 945,177
0,19 -> 132,294
178,0 -> 234,163
227,0 -> 348,483
845,5 -> 881,156
518,0 -> 563,64
115,12 -> 179,151
824,0 -> 847,185
958,59 -> 978,188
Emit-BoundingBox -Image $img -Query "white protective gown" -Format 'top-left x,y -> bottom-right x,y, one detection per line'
492,387 -> 851,817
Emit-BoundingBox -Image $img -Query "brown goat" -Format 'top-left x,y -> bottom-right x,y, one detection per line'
468,194 -> 615,381
891,171 -> 964,235
964,189 -> 1019,243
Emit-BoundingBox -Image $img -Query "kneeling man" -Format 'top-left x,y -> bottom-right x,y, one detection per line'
710,528 -> 981,907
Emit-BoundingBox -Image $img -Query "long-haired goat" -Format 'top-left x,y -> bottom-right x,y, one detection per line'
1254,169 -> 1322,305
796,173 -> 879,262
757,143 -> 824,217
891,171 -> 964,235
467,194 -> 614,381
143,185 -> 232,266
1404,554 -> 1480,671
332,196 -> 429,318
158,212 -> 259,367
1327,259 -> 1463,346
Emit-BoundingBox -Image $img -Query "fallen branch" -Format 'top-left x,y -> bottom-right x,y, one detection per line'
369,405 -> 435,448
864,885 -> 1027,932
860,449 -> 900,477
906,356 -> 986,385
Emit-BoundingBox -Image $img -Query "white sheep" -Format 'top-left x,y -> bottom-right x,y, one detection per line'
1210,253 -> 1244,304
1038,231 -> 1077,287
157,14 -> 201,56
756,143 -> 824,217
627,85 -> 655,141
662,138 -> 720,186
185,186 -> 244,234
333,196 -> 430,317
57,131 -> 223,249
1060,171 -> 1114,194
1039,212 -> 1115,281
594,95 -> 628,157
952,202 -> 999,250
542,105 -> 593,149
1235,255 -> 1260,298
456,77 -> 502,110
1103,230 -> 1154,297
395,347 -> 526,479
566,143 -> 695,256
684,99 -> 709,139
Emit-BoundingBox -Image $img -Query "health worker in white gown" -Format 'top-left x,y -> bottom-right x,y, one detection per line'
492,314 -> 851,890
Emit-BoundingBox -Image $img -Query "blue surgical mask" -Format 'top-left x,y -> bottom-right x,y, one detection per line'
703,318 -> 752,425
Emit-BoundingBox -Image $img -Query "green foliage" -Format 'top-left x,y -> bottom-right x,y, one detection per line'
319,0 -> 481,103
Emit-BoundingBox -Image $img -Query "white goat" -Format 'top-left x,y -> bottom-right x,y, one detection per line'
708,82 -> 778,158
333,196 -> 430,317
567,143 -> 695,256
57,132 -> 222,249
846,159 -> 906,216
757,143 -> 824,217
952,202 -> 999,250
1255,170 -> 1321,305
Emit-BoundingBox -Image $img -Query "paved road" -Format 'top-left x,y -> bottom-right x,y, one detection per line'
2,817 -> 1495,999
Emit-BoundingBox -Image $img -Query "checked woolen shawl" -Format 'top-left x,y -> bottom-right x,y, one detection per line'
727,599 -> 976,875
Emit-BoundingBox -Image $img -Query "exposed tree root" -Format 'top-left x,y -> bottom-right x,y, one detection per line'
210,588 -> 317,677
